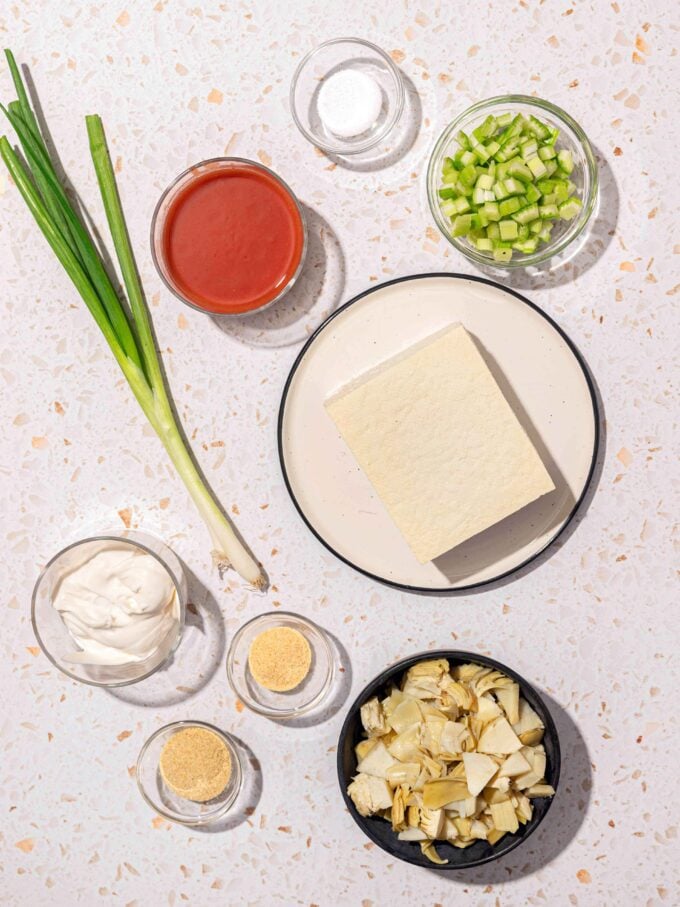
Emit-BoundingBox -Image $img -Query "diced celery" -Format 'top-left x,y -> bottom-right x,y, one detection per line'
512,203 -> 540,225
473,144 -> 491,163
539,225 -> 553,242
438,187 -> 457,199
496,112 -> 513,128
456,131 -> 470,150
543,159 -> 558,177
493,247 -> 513,262
512,238 -> 539,254
527,156 -> 548,178
499,219 -> 519,240
499,196 -> 521,217
459,163 -> 477,187
538,203 -> 559,218
524,182 -> 542,204
476,173 -> 495,190
553,182 -> 570,202
538,144 -> 557,160
559,198 -> 582,220
472,187 -> 486,205
557,149 -> 574,174
517,223 -> 530,240
520,138 -> 538,160
503,177 -> 525,195
527,114 -> 549,140
460,150 -> 477,167
507,159 -> 533,181
452,214 -> 473,236
476,237 -> 494,251
485,140 -> 500,157
441,199 -> 457,217
493,180 -> 509,200
541,192 -> 557,205
487,222 -> 500,241
496,161 -> 510,181
482,201 -> 501,221
529,219 -> 542,234
454,196 -> 471,213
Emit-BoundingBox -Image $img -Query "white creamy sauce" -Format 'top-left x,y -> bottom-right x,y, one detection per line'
52,546 -> 179,666
317,69 -> 383,138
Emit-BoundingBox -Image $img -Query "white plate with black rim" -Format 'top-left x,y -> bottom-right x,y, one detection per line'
278,274 -> 599,593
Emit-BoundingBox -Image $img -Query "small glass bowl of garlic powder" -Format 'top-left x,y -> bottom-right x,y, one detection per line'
290,37 -> 405,155
31,530 -> 185,687
227,612 -> 335,718
136,721 -> 243,826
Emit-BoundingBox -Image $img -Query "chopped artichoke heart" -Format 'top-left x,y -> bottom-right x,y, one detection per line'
348,773 -> 393,817
360,697 -> 390,737
526,783 -> 556,798
356,740 -> 394,779
398,827 -> 429,841
419,806 -> 445,839
512,698 -> 544,735
420,840 -> 448,865
355,738 -> 378,762
387,725 -> 421,763
490,800 -> 519,834
385,761 -> 420,788
476,694 -> 502,724
477,717 -> 523,755
462,752 -> 498,797
495,683 -> 520,725
498,749 -> 532,777
423,778 -> 470,809
388,697 -> 423,733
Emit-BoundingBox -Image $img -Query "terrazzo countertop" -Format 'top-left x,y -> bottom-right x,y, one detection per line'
1,1 -> 678,905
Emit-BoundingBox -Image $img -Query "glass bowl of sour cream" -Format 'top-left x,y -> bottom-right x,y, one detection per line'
31,531 -> 186,687
290,37 -> 405,155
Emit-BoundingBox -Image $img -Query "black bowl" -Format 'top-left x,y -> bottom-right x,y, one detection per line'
337,650 -> 561,870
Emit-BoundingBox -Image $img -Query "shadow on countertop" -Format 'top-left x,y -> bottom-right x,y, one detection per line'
428,692 -> 592,885
193,734 -> 263,834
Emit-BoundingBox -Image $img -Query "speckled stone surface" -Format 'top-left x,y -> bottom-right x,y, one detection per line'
1,2 -> 678,905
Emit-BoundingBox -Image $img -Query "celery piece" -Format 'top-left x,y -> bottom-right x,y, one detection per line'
456,131 -> 470,150
503,177 -> 525,196
539,225 -> 553,242
459,163 -> 477,187
553,182 -> 570,203
476,237 -> 493,251
517,223 -> 530,241
472,187 -> 486,205
520,138 -> 538,160
541,192 -> 557,205
524,182 -> 542,204
527,156 -> 548,178
499,220 -> 519,241
512,204 -> 540,225
452,214 -> 473,236
493,181 -> 509,200
483,201 -> 501,221
557,149 -> 574,174
487,222 -> 500,241
440,199 -> 457,218
543,159 -> 558,177
485,140 -> 500,157
460,149 -> 477,167
493,247 -> 513,262
538,203 -> 559,218
499,197 -> 521,217
438,187 -> 457,199
473,144 -> 490,163
559,198 -> 582,220
538,144 -> 557,161
529,219 -> 543,234
496,161 -> 510,181
527,114 -> 549,140
476,173 -> 495,190
507,159 -> 533,182
454,196 -> 471,213
512,237 -> 538,254
496,112 -> 513,128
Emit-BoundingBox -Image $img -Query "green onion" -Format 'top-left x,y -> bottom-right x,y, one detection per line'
0,50 -> 265,589
437,108 -> 583,261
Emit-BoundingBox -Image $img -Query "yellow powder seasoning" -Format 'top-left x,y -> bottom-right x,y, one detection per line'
248,626 -> 312,692
159,727 -> 231,802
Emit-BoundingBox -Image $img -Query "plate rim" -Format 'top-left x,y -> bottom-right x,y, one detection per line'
277,272 -> 600,595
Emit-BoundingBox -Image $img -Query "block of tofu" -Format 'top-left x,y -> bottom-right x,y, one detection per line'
324,324 -> 555,564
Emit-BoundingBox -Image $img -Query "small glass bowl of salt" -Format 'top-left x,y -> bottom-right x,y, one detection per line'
290,37 -> 405,155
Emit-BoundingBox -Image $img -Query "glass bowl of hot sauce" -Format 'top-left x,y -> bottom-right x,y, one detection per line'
151,157 -> 307,316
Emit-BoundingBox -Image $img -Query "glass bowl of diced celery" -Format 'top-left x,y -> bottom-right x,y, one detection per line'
427,96 -> 598,268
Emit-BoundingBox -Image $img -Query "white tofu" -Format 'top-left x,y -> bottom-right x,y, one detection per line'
325,324 -> 555,563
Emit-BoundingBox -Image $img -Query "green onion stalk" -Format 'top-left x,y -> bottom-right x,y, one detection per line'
0,50 -> 266,589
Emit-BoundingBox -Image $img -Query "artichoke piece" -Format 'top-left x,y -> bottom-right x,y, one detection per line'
526,783 -> 556,798
470,818 -> 489,840
448,761 -> 467,781
419,806 -> 445,839
476,694 -> 502,724
355,738 -> 378,762
402,660 -> 449,700
423,778 -> 469,809
385,761 -> 420,789
515,793 -> 533,823
420,840 -> 449,864
498,749 -> 531,778
519,727 -> 545,746
360,696 -> 390,737
514,746 -> 546,790
356,740 -> 394,779
439,675 -> 476,710
477,717 -> 523,755
462,752 -> 497,797
453,662 -> 485,683
453,816 -> 472,837
347,773 -> 393,817
391,785 -> 408,831
387,725 -> 421,763
407,804 -> 420,827
408,658 -> 449,678
486,826 -> 506,845
490,800 -> 519,834
388,697 -> 423,734
512,698 -> 544,738
451,838 -> 475,849
439,720 -> 467,756
421,715 -> 447,755
474,670 -> 514,697
381,688 -> 405,718
398,827 -> 429,841
495,683 -> 520,725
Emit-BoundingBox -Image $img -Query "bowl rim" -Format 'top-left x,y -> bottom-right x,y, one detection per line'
31,532 -> 186,688
225,610 -> 335,718
426,94 -> 599,269
289,36 -> 405,155
135,719 -> 243,826
150,156 -> 308,315
337,649 -> 561,870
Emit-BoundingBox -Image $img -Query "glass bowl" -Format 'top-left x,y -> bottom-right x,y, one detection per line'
226,611 -> 334,718
31,531 -> 185,687
338,650 -> 561,870
427,95 -> 598,268
290,37 -> 405,155
150,157 -> 307,315
136,720 -> 243,826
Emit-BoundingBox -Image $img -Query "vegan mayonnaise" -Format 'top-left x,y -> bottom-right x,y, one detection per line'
52,544 -> 179,666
